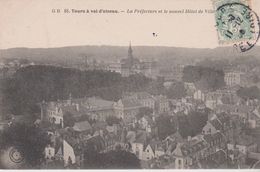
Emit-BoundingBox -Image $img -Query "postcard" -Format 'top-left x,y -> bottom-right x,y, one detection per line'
0,0 -> 260,169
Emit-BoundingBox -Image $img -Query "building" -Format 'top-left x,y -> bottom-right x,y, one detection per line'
123,92 -> 155,109
137,115 -> 155,133
193,90 -> 206,102
227,134 -> 257,160
154,95 -> 170,114
108,43 -> 158,78
202,113 -> 232,139
224,71 -> 245,87
113,98 -> 142,124
171,138 -> 208,169
39,96 -> 115,128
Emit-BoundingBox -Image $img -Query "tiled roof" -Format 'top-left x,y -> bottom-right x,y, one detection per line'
73,120 -> 92,132
119,98 -> 142,108
174,139 -> 208,157
153,95 -> 168,102
216,104 -> 253,114
210,119 -> 222,131
85,135 -> 106,152
216,112 -> 230,125
83,97 -> 114,109
60,105 -> 83,117
203,132 -> 223,143
135,130 -> 148,144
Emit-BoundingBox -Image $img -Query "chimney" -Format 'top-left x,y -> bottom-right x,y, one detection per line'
99,130 -> 104,137
76,104 -> 79,111
67,93 -> 72,105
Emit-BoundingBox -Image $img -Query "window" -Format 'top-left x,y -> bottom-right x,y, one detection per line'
178,159 -> 182,165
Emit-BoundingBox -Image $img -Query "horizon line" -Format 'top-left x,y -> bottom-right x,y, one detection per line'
0,44 -> 229,51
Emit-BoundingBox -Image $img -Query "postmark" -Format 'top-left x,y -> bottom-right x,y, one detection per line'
213,0 -> 260,52
9,147 -> 24,164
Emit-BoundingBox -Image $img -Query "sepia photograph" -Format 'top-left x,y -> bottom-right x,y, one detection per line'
0,0 -> 260,169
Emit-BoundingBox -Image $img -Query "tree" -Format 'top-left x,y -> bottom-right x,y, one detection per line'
106,116 -> 120,126
155,115 -> 176,140
0,123 -> 50,168
102,150 -> 141,169
166,82 -> 186,99
136,107 -> 153,119
63,112 -> 76,127
83,150 -> 141,169
187,109 -> 209,136
1,65 -> 152,116
182,65 -> 225,91
177,108 -> 209,138
236,86 -> 260,100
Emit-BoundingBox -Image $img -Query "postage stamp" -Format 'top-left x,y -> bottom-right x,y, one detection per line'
212,0 -> 260,52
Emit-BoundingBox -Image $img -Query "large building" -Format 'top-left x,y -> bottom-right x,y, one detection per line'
108,43 -> 158,78
224,71 -> 245,87
39,96 -> 115,128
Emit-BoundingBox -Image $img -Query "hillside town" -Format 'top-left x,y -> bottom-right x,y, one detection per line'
1,45 -> 260,169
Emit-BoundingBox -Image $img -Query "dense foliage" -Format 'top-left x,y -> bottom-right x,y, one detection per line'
178,109 -> 209,138
236,86 -> 260,100
155,115 -> 176,140
166,82 -> 186,99
105,116 -> 121,126
83,149 -> 141,169
155,108 -> 209,140
182,65 -> 225,91
136,107 -> 153,119
1,65 -> 151,116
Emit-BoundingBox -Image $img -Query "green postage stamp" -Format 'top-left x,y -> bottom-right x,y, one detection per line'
212,0 -> 260,52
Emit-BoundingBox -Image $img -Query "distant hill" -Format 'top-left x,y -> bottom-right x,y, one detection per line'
0,45 -> 259,66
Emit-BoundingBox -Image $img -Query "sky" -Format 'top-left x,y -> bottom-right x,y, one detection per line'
0,0 -> 260,49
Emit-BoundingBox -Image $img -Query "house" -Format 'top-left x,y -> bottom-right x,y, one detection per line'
164,131 -> 185,152
205,92 -> 222,110
184,82 -> 196,96
199,150 -> 228,168
123,92 -> 155,109
63,139 -> 76,167
113,98 -> 142,124
169,98 -> 194,115
193,90 -> 206,102
39,96 -> 115,128
171,139 -> 208,169
138,115 -> 155,133
227,134 -> 257,158
143,143 -> 156,161
250,106 -> 260,128
143,139 -> 168,161
154,95 -> 170,114
82,97 -> 115,122
45,144 -> 55,160
216,104 -> 254,123
202,113 -> 232,139
131,130 -> 148,160
203,132 -> 226,156
202,119 -> 222,135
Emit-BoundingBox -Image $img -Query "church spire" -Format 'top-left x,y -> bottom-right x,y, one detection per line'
128,41 -> 133,60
